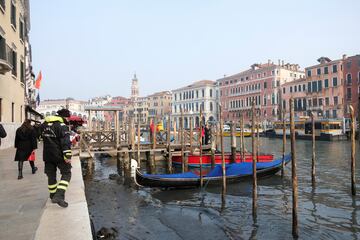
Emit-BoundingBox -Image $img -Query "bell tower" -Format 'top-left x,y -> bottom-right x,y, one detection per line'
131,73 -> 139,101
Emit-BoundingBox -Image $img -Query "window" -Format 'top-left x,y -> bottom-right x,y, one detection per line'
11,2 -> 16,28
308,99 -> 312,107
308,82 -> 312,92
202,89 -> 204,98
0,0 -> 5,11
290,86 -> 293,93
263,96 -> 267,106
11,102 -> 14,122
19,20 -> 24,41
318,80 -> 322,91
346,74 -> 352,85
319,98 -> 323,106
283,88 -> 285,94
196,90 -> 199,98
174,105 -> 177,113
332,65 -> 337,73
334,96 -> 338,105
20,60 -> 24,83
313,98 -> 318,107
347,88 -> 352,100
303,84 -> 306,91
174,94 -> 177,101
179,93 -> 182,100
333,110 -> 337,118
264,82 -> 267,89
333,77 -> 338,87
325,97 -> 329,106
298,85 -> 301,92
294,85 -> 297,92
324,66 -> 328,74
317,68 -> 321,75
324,79 -> 329,88
11,49 -> 17,76
312,81 -> 317,92
307,70 -> 311,77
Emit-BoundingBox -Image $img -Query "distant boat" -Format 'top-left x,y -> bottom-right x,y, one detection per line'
172,152 -> 274,167
133,154 -> 291,188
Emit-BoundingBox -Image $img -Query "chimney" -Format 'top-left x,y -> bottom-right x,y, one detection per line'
278,59 -> 281,66
282,60 -> 284,67
268,59 -> 271,65
342,54 -> 347,60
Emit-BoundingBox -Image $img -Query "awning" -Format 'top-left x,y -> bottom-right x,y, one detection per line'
25,105 -> 44,119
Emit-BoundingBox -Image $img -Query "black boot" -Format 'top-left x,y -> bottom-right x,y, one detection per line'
51,190 -> 68,208
29,161 -> 38,174
49,193 -> 56,199
18,161 -> 23,180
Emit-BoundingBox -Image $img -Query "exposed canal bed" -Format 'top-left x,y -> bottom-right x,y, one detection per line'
84,138 -> 360,239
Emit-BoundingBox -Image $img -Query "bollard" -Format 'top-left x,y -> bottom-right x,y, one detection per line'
290,98 -> 298,237
251,102 -> 257,220
311,112 -> 316,185
350,106 -> 356,196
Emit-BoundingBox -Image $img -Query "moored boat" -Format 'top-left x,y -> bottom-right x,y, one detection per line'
172,152 -> 274,167
133,154 -> 291,188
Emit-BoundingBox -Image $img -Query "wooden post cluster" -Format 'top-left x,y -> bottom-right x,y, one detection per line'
290,98 -> 298,238
350,106 -> 356,196
251,102 -> 257,219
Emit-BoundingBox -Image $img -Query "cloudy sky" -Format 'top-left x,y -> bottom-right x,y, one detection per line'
30,0 -> 360,100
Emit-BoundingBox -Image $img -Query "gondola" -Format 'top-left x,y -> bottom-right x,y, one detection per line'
172,152 -> 274,167
133,154 -> 291,188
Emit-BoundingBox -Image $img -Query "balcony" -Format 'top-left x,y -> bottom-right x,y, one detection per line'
0,42 -> 12,75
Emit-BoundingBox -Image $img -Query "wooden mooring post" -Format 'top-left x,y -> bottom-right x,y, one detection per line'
290,98 -> 298,237
190,119 -> 193,154
311,112 -> 316,185
231,121 -> 236,163
210,125 -> 216,169
256,114 -> 260,160
151,118 -> 156,174
219,105 -> 226,202
282,109 -> 286,177
137,123 -> 141,166
199,109 -> 203,187
166,116 -> 172,174
251,102 -> 257,219
240,113 -> 245,161
350,106 -> 356,196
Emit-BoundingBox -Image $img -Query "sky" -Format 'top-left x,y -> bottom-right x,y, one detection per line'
30,0 -> 360,101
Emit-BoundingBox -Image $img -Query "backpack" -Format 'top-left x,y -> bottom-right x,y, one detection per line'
0,123 -> 7,138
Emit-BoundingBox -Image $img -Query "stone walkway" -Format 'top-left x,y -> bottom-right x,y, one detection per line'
0,145 -> 92,240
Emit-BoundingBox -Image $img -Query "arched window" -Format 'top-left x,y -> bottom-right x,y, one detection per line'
347,73 -> 352,85
210,102 -> 213,111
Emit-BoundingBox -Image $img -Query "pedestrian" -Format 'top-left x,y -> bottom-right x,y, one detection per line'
0,123 -> 6,146
14,119 -> 38,179
201,125 -> 205,145
40,109 -> 72,208
204,124 -> 210,145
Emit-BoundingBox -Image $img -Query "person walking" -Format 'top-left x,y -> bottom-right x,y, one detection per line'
40,109 -> 72,208
0,123 -> 6,146
14,120 -> 38,179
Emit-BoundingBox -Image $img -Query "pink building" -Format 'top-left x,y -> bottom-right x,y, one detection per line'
304,56 -> 345,119
217,60 -> 304,123
281,77 -> 307,118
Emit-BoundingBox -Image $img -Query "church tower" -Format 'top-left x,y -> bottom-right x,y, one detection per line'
131,73 -> 139,101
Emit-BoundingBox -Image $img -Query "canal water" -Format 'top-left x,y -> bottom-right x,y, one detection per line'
84,138 -> 360,240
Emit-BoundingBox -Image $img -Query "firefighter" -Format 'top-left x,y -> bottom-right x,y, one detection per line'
41,109 -> 72,208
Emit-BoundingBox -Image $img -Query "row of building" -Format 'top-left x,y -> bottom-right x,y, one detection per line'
36,54 -> 360,130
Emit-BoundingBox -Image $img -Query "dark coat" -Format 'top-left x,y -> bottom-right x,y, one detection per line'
14,127 -> 38,162
0,123 -> 6,146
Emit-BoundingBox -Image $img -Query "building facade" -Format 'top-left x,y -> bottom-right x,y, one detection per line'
304,56 -> 345,119
37,98 -> 88,119
0,0 -> 31,124
172,80 -> 218,128
217,60 -> 305,123
147,91 -> 172,121
281,77 -> 308,118
343,54 -> 360,118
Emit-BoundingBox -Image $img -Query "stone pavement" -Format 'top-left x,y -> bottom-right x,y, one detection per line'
0,145 -> 92,240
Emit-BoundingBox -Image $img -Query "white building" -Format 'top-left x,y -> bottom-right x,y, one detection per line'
86,95 -> 111,121
172,80 -> 219,128
37,98 -> 88,119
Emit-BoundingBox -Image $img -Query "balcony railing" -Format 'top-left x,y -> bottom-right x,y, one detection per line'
0,42 -> 12,74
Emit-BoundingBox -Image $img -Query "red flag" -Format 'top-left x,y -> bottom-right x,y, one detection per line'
34,71 -> 42,89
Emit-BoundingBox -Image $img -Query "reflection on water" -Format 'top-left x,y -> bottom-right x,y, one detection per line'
85,137 -> 360,240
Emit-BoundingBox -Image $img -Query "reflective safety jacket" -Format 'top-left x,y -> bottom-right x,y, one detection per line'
41,116 -> 72,162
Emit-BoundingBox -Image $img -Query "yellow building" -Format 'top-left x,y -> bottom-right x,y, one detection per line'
0,0 -> 31,148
